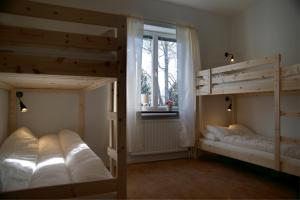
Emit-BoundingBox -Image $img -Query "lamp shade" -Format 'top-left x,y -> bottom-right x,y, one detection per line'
20,100 -> 28,112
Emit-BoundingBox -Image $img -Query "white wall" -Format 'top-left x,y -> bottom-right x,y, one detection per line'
230,0 -> 300,138
230,0 -> 299,65
0,89 -> 8,144
17,91 -> 79,136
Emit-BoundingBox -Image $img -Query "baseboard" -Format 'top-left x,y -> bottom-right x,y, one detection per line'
128,151 -> 188,164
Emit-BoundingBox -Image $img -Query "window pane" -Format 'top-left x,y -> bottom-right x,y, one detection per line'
158,39 -> 178,107
141,37 -> 153,107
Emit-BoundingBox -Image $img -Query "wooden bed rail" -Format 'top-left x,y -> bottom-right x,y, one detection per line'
0,0 -> 124,27
196,55 -> 300,95
0,178 -> 118,199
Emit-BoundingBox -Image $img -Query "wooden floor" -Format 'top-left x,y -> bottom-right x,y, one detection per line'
127,155 -> 299,199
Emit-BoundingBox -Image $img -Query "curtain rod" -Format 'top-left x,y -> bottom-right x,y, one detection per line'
126,14 -> 197,30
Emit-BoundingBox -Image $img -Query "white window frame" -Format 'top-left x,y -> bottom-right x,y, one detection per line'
143,30 -> 177,110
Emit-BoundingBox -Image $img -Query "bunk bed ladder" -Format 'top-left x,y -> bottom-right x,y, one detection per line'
107,81 -> 118,176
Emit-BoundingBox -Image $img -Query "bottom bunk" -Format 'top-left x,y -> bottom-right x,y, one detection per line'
198,124 -> 300,177
0,127 -> 115,198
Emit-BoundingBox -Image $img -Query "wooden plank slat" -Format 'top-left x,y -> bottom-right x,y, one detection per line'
107,147 -> 118,161
197,63 -> 300,87
0,73 -> 110,90
0,25 -> 119,52
0,0 -> 124,28
0,81 -> 13,90
212,79 -> 274,95
208,69 -> 212,94
212,68 -> 274,84
281,111 -> 300,117
199,141 -> 275,170
198,141 -> 300,177
0,53 -> 118,77
198,78 -> 300,96
84,78 -> 116,91
280,136 -> 300,144
196,69 -> 210,77
211,64 -> 300,85
211,55 -> 277,74
0,179 -> 117,199
274,54 -> 281,171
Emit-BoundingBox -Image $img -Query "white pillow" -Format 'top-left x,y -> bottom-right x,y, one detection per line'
0,127 -> 38,192
58,129 -> 112,183
201,130 -> 219,141
229,124 -> 255,136
206,125 -> 233,140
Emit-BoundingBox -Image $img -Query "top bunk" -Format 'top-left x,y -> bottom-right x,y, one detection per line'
196,54 -> 300,95
0,0 -> 127,83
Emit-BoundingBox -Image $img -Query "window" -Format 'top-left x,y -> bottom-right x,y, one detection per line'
141,25 -> 178,111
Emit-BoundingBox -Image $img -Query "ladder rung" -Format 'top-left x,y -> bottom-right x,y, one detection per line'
281,111 -> 300,117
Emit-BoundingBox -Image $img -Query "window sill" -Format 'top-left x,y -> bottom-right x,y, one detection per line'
138,111 -> 179,119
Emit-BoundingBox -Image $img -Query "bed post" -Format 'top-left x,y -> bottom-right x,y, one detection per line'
8,88 -> 16,134
232,95 -> 237,124
78,91 -> 85,137
116,18 -> 127,199
196,94 -> 204,158
274,54 -> 281,171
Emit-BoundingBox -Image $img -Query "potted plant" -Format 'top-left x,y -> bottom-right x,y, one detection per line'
166,99 -> 173,111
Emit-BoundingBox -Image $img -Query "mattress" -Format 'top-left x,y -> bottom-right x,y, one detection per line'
0,129 -> 112,192
221,134 -> 300,160
199,138 -> 300,176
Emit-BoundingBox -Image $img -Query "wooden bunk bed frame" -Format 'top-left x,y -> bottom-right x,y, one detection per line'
196,54 -> 300,177
0,0 -> 127,198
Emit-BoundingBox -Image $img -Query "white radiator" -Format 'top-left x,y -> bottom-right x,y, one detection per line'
134,119 -> 186,155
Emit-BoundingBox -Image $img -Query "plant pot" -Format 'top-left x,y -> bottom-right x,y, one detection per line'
167,106 -> 172,111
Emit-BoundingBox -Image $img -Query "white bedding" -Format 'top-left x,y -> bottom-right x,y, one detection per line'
30,134 -> 70,188
0,127 -> 38,192
200,138 -> 300,167
222,135 -> 300,160
0,128 -> 112,192
59,129 -> 112,183
202,124 -> 300,160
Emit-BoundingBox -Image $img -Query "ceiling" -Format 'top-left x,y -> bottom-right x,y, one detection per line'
159,0 -> 260,16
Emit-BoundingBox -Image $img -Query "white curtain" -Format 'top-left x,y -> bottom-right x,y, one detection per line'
127,17 -> 144,153
177,26 -> 201,147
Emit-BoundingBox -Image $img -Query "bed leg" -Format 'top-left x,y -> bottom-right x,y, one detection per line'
298,177 -> 300,199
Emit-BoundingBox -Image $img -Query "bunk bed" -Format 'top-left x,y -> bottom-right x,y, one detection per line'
196,54 -> 300,177
0,0 -> 127,198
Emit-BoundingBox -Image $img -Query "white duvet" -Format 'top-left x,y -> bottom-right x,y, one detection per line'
203,124 -> 300,160
59,129 -> 112,183
215,133 -> 300,160
0,128 -> 38,192
30,134 -> 70,188
0,128 -> 112,192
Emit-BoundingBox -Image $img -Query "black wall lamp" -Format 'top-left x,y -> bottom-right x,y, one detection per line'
16,91 -> 28,113
225,52 -> 234,63
225,96 -> 232,112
